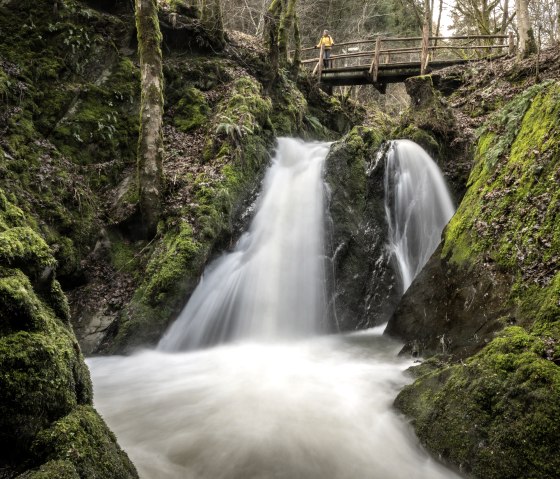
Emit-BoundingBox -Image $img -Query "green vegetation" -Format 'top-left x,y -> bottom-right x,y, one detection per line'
31,405 -> 138,479
172,87 -> 210,132
0,0 -> 139,279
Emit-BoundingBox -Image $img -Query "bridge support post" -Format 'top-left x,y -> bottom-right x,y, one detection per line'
317,44 -> 325,81
421,21 -> 429,74
508,31 -> 515,55
369,36 -> 382,82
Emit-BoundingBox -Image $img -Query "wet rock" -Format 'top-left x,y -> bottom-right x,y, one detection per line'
325,126 -> 401,331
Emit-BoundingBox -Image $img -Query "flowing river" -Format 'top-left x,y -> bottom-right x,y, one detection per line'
89,138 -> 461,479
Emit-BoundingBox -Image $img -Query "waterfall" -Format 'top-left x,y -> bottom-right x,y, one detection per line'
89,138 -> 464,479
158,138 -> 330,351
384,140 -> 455,292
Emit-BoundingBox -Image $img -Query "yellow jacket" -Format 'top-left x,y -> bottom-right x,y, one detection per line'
317,35 -> 334,49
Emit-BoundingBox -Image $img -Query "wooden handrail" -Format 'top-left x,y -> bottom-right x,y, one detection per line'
301,43 -> 508,65
299,31 -> 516,83
294,34 -> 511,53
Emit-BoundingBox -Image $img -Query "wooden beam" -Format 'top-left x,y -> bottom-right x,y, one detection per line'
508,31 -> 515,55
369,36 -> 382,81
317,44 -> 324,80
420,21 -> 429,75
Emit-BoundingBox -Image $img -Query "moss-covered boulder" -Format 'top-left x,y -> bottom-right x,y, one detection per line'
396,327 -> 560,478
0,190 -> 137,477
389,80 -> 560,478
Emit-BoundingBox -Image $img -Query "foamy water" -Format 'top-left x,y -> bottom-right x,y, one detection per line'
89,331 -> 461,479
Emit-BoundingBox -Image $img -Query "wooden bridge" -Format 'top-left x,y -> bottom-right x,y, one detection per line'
298,30 -> 515,91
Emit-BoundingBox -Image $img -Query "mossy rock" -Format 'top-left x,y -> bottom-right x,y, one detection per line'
0,189 -> 136,476
171,86 -> 209,132
396,124 -> 440,157
396,327 -> 560,478
30,406 -> 137,479
269,74 -> 308,135
0,227 -> 55,278
16,460 -> 80,479
325,125 -> 402,331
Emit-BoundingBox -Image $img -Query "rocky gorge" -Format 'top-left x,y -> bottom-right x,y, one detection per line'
0,0 -> 559,477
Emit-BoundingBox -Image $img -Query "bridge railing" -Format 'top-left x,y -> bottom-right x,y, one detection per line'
298,31 -> 515,81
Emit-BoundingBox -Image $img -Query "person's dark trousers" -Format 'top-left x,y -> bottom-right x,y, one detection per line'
323,49 -> 331,68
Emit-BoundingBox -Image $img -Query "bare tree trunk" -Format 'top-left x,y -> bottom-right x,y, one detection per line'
135,0 -> 164,237
516,0 -> 537,56
278,0 -> 296,62
201,0 -> 226,46
425,0 -> 433,35
291,10 -> 301,73
434,0 -> 444,47
264,0 -> 283,76
500,0 -> 509,34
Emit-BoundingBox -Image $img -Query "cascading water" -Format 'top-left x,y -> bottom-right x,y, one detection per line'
89,138 -> 464,479
158,138 -> 329,351
384,139 -> 455,292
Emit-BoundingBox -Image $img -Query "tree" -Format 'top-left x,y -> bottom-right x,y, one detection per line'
450,0 -> 514,35
516,0 -> 537,56
135,0 -> 164,237
529,0 -> 559,48
264,0 -> 299,77
201,0 -> 226,46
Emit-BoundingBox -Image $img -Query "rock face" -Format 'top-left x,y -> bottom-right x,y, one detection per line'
384,244 -> 513,358
325,126 -> 402,331
0,190 -> 137,478
389,78 -> 560,478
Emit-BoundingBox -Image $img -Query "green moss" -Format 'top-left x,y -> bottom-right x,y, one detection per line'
270,75 -> 307,135
171,86 -> 209,132
0,189 -> 27,231
0,325 -> 92,463
0,227 -> 56,276
397,124 -> 440,155
110,239 -> 140,275
143,221 -> 202,305
476,81 -> 552,168
443,80 -> 559,276
51,57 -> 140,177
0,269 -> 51,334
31,406 -> 137,479
396,327 -> 560,478
0,165 -> 135,475
212,76 -> 272,147
17,460 -> 80,479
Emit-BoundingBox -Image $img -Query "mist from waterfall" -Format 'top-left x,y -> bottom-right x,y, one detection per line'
89,138 -> 464,479
158,138 -> 329,351
384,139 -> 455,292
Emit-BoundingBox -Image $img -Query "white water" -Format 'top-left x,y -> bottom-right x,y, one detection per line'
384,140 -> 455,292
159,138 -> 329,351
89,138 -> 463,479
89,332 -> 461,479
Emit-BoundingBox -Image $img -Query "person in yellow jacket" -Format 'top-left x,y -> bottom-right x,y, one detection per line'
316,30 -> 334,68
